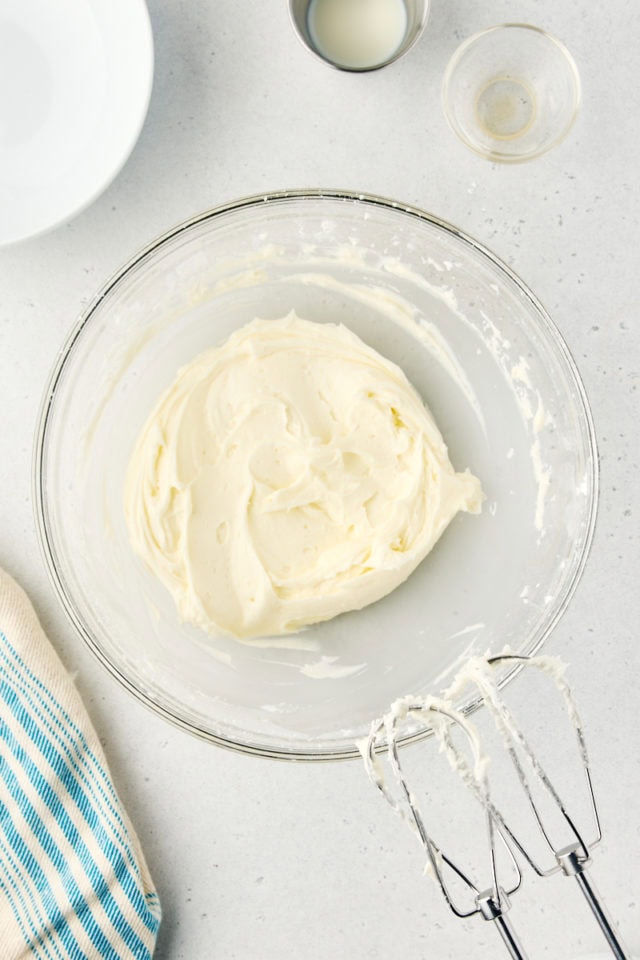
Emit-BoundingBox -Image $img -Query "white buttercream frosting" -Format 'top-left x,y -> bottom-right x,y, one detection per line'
124,313 -> 483,640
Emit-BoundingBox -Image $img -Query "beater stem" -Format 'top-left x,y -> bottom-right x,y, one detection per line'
557,845 -> 630,960
476,889 -> 529,960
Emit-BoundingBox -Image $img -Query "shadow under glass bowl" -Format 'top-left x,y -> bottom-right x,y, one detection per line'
34,190 -> 598,760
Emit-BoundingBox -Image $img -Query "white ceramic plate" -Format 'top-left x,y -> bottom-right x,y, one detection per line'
0,0 -> 153,245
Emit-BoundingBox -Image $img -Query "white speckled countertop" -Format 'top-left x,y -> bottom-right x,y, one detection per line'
1,1 -> 638,957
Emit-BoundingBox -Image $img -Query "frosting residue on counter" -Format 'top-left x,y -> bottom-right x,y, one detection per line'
124,312 -> 483,640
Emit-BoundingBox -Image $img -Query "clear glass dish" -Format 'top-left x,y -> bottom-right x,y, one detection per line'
442,24 -> 581,163
34,190 -> 598,760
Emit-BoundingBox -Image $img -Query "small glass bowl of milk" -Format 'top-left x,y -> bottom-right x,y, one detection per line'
442,24 -> 581,162
289,0 -> 429,72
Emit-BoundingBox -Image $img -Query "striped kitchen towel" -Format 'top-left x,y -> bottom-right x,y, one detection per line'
0,568 -> 161,959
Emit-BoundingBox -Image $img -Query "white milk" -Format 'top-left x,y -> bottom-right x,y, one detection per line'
308,0 -> 408,70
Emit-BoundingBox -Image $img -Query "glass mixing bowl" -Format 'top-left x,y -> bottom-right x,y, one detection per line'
34,191 -> 598,760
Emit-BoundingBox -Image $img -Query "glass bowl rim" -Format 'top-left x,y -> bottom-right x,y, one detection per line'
32,188 -> 600,762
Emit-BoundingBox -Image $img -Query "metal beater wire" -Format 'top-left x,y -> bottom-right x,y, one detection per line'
442,653 -> 629,959
365,696 -> 527,959
476,654 -> 629,959
364,654 -> 630,959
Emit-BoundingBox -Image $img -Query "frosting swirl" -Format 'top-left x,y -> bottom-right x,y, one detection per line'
124,313 -> 483,639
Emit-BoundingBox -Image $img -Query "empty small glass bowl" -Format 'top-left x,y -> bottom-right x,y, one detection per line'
442,24 -> 581,163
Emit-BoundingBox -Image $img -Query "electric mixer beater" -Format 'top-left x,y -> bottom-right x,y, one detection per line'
362,653 -> 631,959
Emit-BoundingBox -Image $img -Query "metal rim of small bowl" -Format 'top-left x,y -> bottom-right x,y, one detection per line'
442,23 -> 582,164
32,188 -> 600,762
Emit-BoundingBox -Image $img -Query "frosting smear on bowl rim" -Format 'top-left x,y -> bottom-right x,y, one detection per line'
124,312 -> 483,640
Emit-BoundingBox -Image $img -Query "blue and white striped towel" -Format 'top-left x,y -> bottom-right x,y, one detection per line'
0,569 -> 161,959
